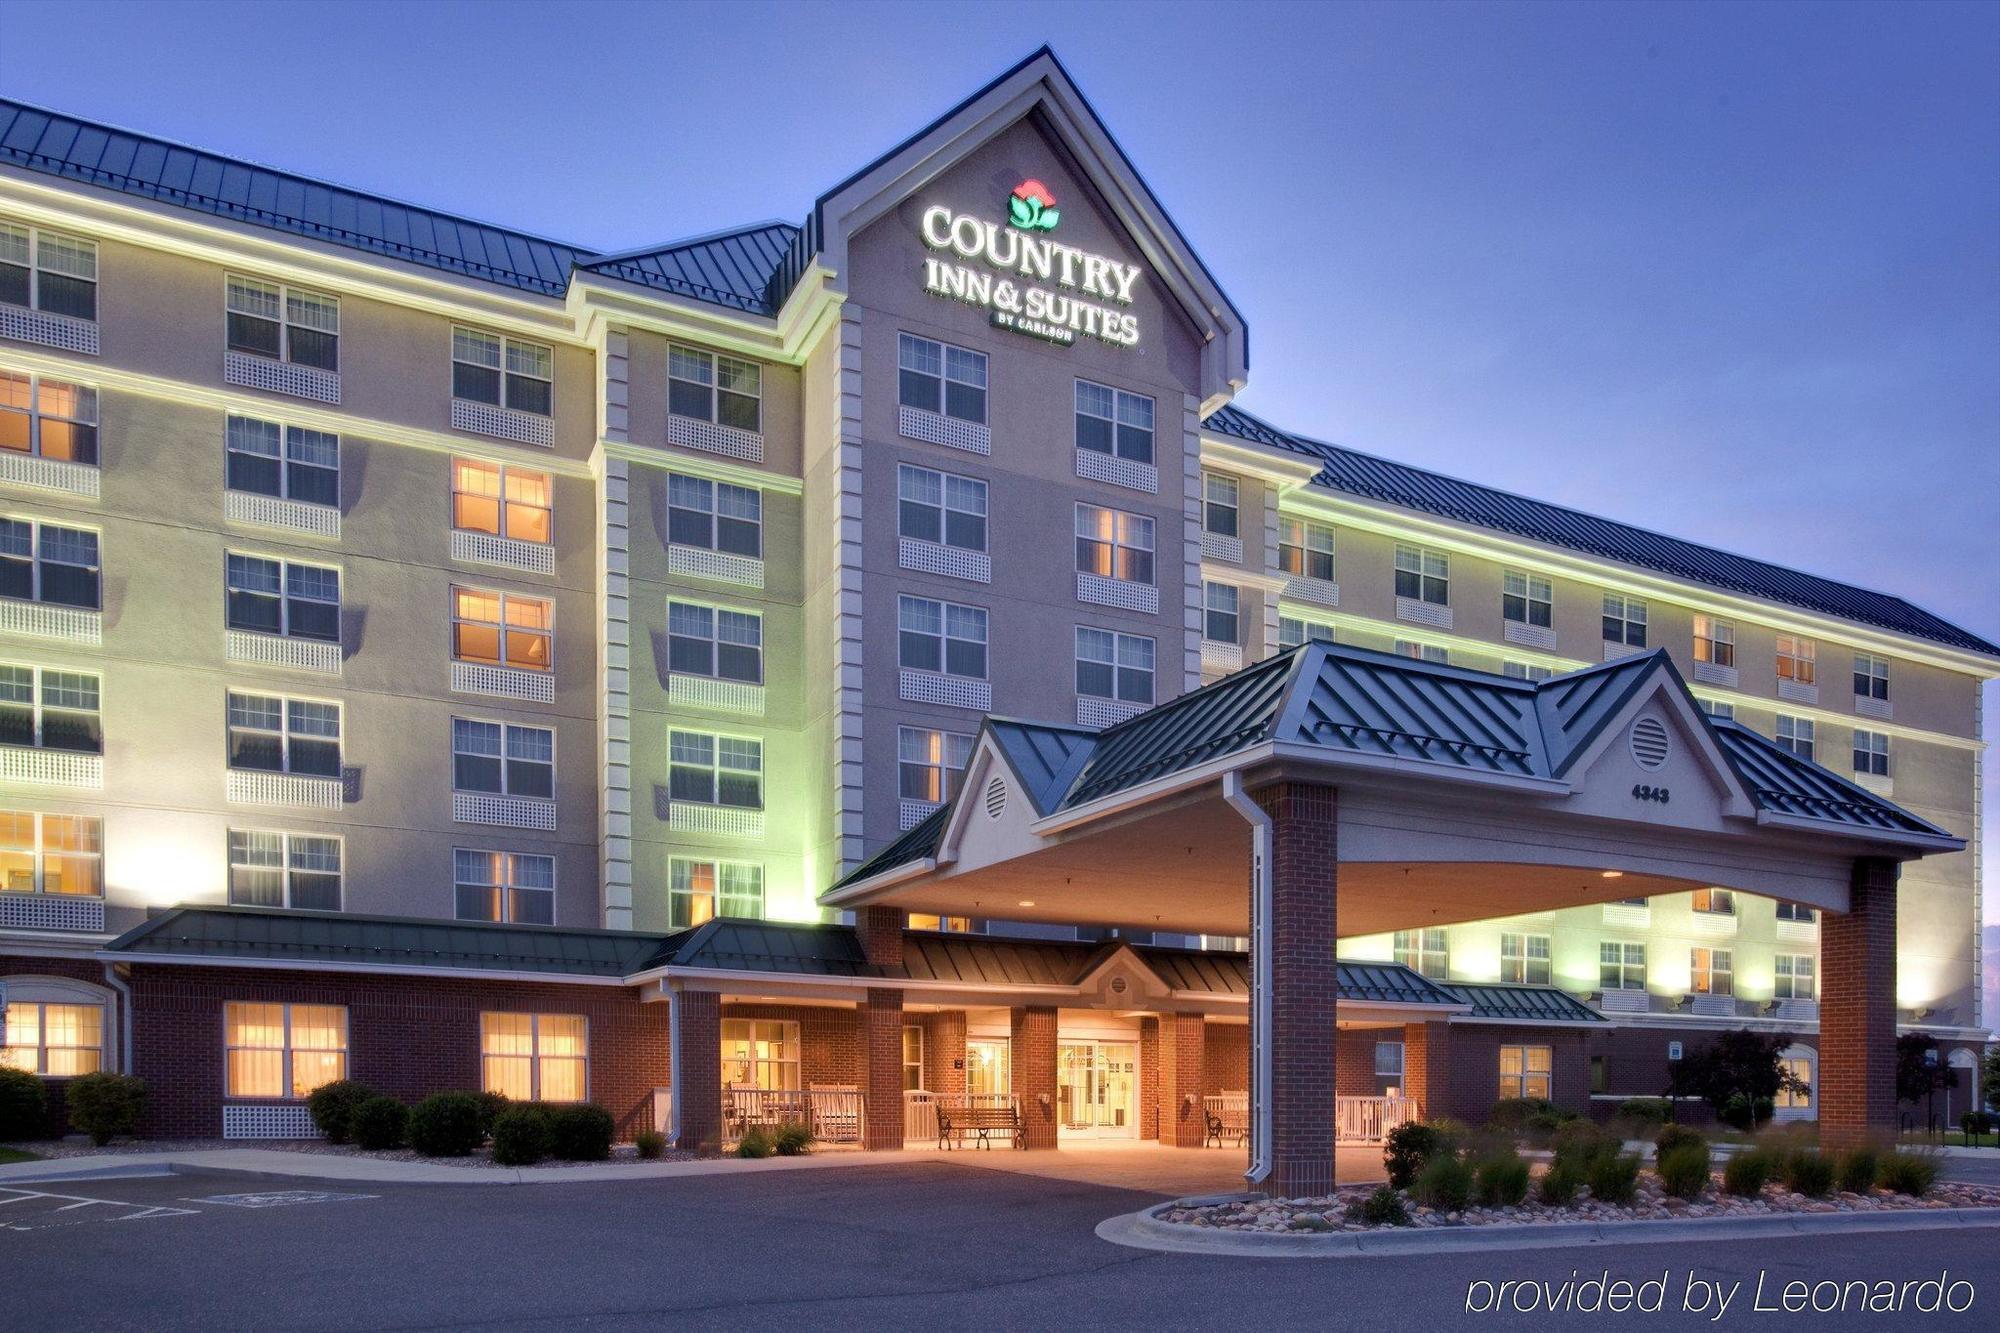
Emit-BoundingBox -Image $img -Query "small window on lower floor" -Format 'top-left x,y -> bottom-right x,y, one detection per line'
907,913 -> 971,932
1374,1041 -> 1404,1078
227,830 -> 342,911
722,1018 -> 798,1090
480,1012 -> 586,1102
2,1001 -> 103,1075
454,849 -> 555,925
903,1025 -> 925,1091
224,1001 -> 347,1099
1590,1054 -> 1607,1094
1498,1044 -> 1551,1099
669,857 -> 762,929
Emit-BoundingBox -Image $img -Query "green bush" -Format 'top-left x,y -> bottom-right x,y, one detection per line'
1551,1120 -> 1617,1170
1474,1151 -> 1531,1207
1411,1154 -> 1474,1212
1717,1093 -> 1774,1132
734,1126 -> 774,1159
490,1106 -> 552,1166
1587,1151 -> 1641,1205
65,1073 -> 144,1147
305,1079 -> 379,1144
408,1092 -> 487,1157
772,1122 -> 813,1157
1878,1151 -> 1942,1199
634,1130 -> 665,1160
1654,1123 -> 1706,1159
349,1096 -> 408,1150
1345,1184 -> 1411,1226
545,1104 -> 614,1162
1836,1148 -> 1880,1194
1382,1122 -> 1454,1189
1487,1098 -> 1574,1145
0,1067 -> 48,1141
1657,1142 -> 1711,1201
475,1091 -> 510,1140
1722,1148 -> 1777,1197
1961,1111 -> 1995,1138
1781,1150 -> 1835,1198
1612,1098 -> 1671,1132
1539,1159 -> 1584,1207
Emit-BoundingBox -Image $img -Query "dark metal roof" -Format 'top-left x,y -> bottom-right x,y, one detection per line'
1536,651 -> 1672,778
985,718 -> 1099,815
1710,719 -> 1952,837
1280,645 -> 1541,778
1205,405 -> 1999,658
664,918 -> 877,976
573,222 -> 801,314
838,804 -> 948,891
1441,982 -> 1606,1024
904,932 -> 1101,987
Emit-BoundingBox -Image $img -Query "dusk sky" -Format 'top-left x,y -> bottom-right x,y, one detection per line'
4,0 -> 1996,915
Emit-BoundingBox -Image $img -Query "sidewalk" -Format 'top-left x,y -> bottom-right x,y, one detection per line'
0,1146 -> 899,1186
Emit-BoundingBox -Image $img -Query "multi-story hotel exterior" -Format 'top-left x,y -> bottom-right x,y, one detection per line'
0,51 -> 1990,1158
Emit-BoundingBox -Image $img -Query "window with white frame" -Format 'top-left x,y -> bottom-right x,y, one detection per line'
1774,954 -> 1816,1001
669,345 -> 763,432
1503,661 -> 1553,682
1076,627 -> 1155,706
1075,504 -> 1154,584
1393,927 -> 1448,979
1503,571 -> 1553,629
1599,941 -> 1645,991
667,473 -> 761,558
1776,634 -> 1816,686
452,719 -> 555,799
1074,379 -> 1153,463
0,810 -> 102,897
897,464 -> 987,553
668,601 -> 762,682
1853,729 -> 1889,777
1374,1041 -> 1404,1079
1500,932 -> 1551,985
452,459 -> 553,546
897,596 -> 986,679
1498,1044 -> 1551,1099
226,554 -> 339,641
1394,544 -> 1448,605
1279,517 -> 1335,582
1700,699 -> 1735,720
1691,887 -> 1735,916
0,221 -> 97,320
453,328 -> 553,416
226,830 -> 341,910
669,857 -> 763,929
1690,947 -> 1732,996
1775,715 -> 1814,760
1202,472 -> 1239,538
1693,615 -> 1733,668
902,1025 -> 925,1091
0,664 -> 100,753
1776,1055 -> 1812,1110
898,726 -> 973,803
0,371 -> 97,464
227,276 -> 337,370
722,1018 -> 798,1090
1,1000 -> 102,1075
454,849 -> 555,925
1775,901 -> 1816,923
1602,593 -> 1648,647
225,416 -> 338,507
1853,653 -> 1889,702
481,1012 -> 586,1101
897,334 -> 986,424
0,518 -> 99,609
452,587 -> 553,672
1278,617 -> 1335,649
224,1002 -> 346,1099
227,692 -> 340,777
1395,640 -> 1449,664
1203,582 -> 1239,645
668,730 -> 762,808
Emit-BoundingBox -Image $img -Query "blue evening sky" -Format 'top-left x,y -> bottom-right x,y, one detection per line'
4,0 -> 1997,916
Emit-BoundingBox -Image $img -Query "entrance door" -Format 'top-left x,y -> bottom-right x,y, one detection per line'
1057,1041 -> 1138,1138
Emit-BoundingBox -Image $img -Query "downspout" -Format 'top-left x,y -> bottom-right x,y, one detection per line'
100,962 -> 133,1076
667,986 -> 683,1144
1221,772 -> 1272,1189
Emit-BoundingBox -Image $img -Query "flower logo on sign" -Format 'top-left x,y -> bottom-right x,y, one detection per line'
1007,179 -> 1060,232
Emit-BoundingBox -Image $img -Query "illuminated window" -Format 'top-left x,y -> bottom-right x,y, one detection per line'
908,914 -> 972,932
0,220 -> 97,320
1393,928 -> 1448,979
1853,653 -> 1890,702
1775,635 -> 1816,687
1076,627 -> 1154,705
1693,615 -> 1733,668
1599,941 -> 1645,991
0,518 -> 99,609
667,473 -> 761,558
1691,887 -> 1735,916
453,328 -> 553,416
898,334 -> 986,425
1074,379 -> 1153,463
898,726 -> 972,803
1775,715 -> 1814,760
721,1018 -> 798,1090
897,464 -> 986,552
1203,582 -> 1239,645
902,1025 -> 925,1091
225,1002 -> 346,1099
0,371 -> 97,464
1503,571 -> 1553,629
1394,544 -> 1448,605
226,554 -> 339,641
1074,503 -> 1154,584
1202,473 -> 1239,538
1500,932 -> 1551,985
226,415 -> 337,507
1374,1041 -> 1404,1078
966,1038 -> 1010,1098
226,831 -> 341,911
1776,1055 -> 1812,1109
0,664 -> 101,753
481,1013 -> 586,1102
453,719 -> 554,798
0,811 -> 102,897
669,345 -> 762,432
227,276 -> 337,370
452,460 -> 551,545
452,587 -> 552,672
453,849 -> 555,925
897,595 -> 985,679
1,1001 -> 102,1076
668,730 -> 762,808
227,692 -> 340,777
1774,954 -> 1815,1001
1690,947 -> 1733,996
668,601 -> 762,682
1503,661 -> 1553,682
1280,517 -> 1335,582
1395,640 -> 1449,664
1498,1044 -> 1551,1099
1602,593 -> 1647,647
669,857 -> 762,929
1853,729 -> 1890,777
1278,617 -> 1335,649
1775,901 -> 1816,923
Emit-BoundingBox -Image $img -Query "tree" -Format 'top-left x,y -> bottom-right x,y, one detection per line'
1895,1033 -> 1958,1107
1671,1029 -> 1804,1129
1983,1048 -> 2000,1114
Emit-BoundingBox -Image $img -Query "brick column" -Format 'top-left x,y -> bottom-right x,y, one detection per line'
671,990 -> 722,1153
1402,1021 -> 1452,1124
1012,1005 -> 1059,1149
1139,1018 -> 1161,1140
861,990 -> 906,1150
927,1010 -> 967,1103
1253,781 -> 1338,1197
855,906 -> 905,969
1821,857 -> 1899,1151
1156,1012 -> 1208,1147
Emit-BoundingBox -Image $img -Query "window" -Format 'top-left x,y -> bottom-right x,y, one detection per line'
453,849 -> 555,925
0,372 -> 97,464
722,1018 -> 798,1090
898,726 -> 973,803
1776,1056 -> 1812,1110
226,693 -> 340,777
1374,1041 -> 1404,1078
1202,473 -> 1238,538
0,664 -> 100,752
908,914 -> 971,932
897,465 -> 986,552
1076,627 -> 1155,705
1775,715 -> 1814,760
1693,615 -> 1733,668
1498,1045 -> 1551,1099
1500,932 -> 1551,985
669,858 -> 763,929
1074,379 -> 1153,463
1279,517 -> 1335,582
903,1025 -> 925,1091
1602,593 -> 1647,647
226,830 -> 341,910
452,460 -> 551,545
1,1001 -> 102,1075
481,1013 -> 586,1101
0,221 -> 97,320
227,276 -> 337,370
1600,941 -> 1645,991
453,328 -> 553,416
1700,700 -> 1735,721
1503,571 -> 1553,628
1853,729 -> 1889,777
967,1038 -> 1010,1097
1503,661 -> 1553,682
897,596 -> 986,679
225,554 -> 339,641
668,602 -> 762,683
668,473 -> 761,558
225,416 -> 338,507
1774,954 -> 1816,1001
452,719 -> 554,798
897,334 -> 986,424
668,730 -> 762,808
224,1002 -> 346,1099
669,346 -> 762,432
452,587 -> 552,672
1591,1055 -> 1608,1095
1853,653 -> 1889,702
1690,947 -> 1733,996
1394,545 -> 1448,605
1393,927 -> 1448,979
0,519 -> 99,609
1395,640 -> 1449,664
1775,902 -> 1816,923
0,812 -> 101,897
1691,887 -> 1735,916
1075,504 -> 1154,584
1203,582 -> 1239,645
1278,618 -> 1335,649
1774,635 -> 1816,687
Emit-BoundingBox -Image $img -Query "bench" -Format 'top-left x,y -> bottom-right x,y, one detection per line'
936,1101 -> 1023,1150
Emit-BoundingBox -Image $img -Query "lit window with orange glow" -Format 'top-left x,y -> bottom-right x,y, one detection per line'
224,1001 -> 346,1099
2,1001 -> 102,1075
452,586 -> 552,671
480,1012 -> 586,1102
0,809 -> 102,896
452,460 -> 552,545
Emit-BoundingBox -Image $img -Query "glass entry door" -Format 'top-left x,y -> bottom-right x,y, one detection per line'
1057,1040 -> 1138,1138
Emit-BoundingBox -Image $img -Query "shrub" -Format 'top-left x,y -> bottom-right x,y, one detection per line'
1961,1111 -> 1995,1139
490,1106 -> 553,1166
1878,1151 -> 1941,1199
545,1104 -> 614,1162
1474,1151 -> 1531,1207
65,1073 -> 144,1147
734,1126 -> 774,1159
1552,1120 -> 1617,1170
1383,1122 -> 1454,1189
1586,1151 -> 1641,1205
1539,1159 -> 1584,1207
1345,1184 -> 1411,1226
1654,1123 -> 1706,1159
1837,1148 -> 1880,1194
1781,1150 -> 1835,1198
475,1091 -> 510,1140
634,1130 -> 665,1160
1612,1098 -> 1671,1132
1411,1153 -> 1475,1212
0,1067 -> 48,1141
349,1096 -> 408,1150
1717,1093 -> 1774,1132
305,1080 -> 379,1145
408,1092 -> 487,1157
1722,1148 -> 1777,1197
1487,1098 -> 1573,1145
1657,1142 -> 1711,1201
772,1121 -> 813,1157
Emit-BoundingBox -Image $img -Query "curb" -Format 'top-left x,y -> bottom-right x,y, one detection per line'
0,1163 -> 179,1184
1095,1200 -> 2000,1259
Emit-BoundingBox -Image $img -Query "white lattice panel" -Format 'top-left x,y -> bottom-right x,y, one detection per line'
898,669 -> 991,711
1603,641 -> 1648,662
1283,576 -> 1340,609
1200,640 -> 1243,675
224,351 -> 341,404
1773,999 -> 1819,1023
1395,596 -> 1452,631
668,802 -> 764,839
1596,987 -> 1649,1014
0,744 -> 103,789
898,406 -> 990,456
224,490 -> 340,538
0,305 -> 98,355
223,1103 -> 321,1140
899,799 -> 941,831
1775,917 -> 1818,945
1504,621 -> 1558,650
1689,995 -> 1736,1017
1601,902 -> 1651,929
226,630 -> 342,675
1776,679 -> 1819,705
1853,772 -> 1895,798
1076,572 -> 1159,615
668,673 -> 764,716
0,450 -> 100,499
449,529 -> 555,576
1688,911 -> 1738,937
450,660 -> 555,703
897,538 -> 990,584
1199,531 -> 1243,564
453,790 -> 557,830
1691,660 -> 1737,688
452,397 -> 554,447
0,893 -> 105,932
1073,448 -> 1156,494
225,769 -> 344,809
1077,696 -> 1147,728
666,414 -> 764,463
1853,694 -> 1893,721
0,599 -> 101,645
668,545 -> 765,589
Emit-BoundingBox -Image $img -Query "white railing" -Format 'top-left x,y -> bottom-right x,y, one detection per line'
724,1086 -> 864,1144
905,1089 -> 939,1143
452,397 -> 554,448
0,450 -> 100,499
1336,1095 -> 1420,1144
224,490 -> 340,539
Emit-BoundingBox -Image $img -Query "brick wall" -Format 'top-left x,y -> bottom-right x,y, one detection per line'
1,952 -> 119,1138
1012,1005 -> 1058,1149
1202,1021 -> 1248,1096
1821,857 -> 1899,1150
1252,780 -> 1339,1197
1138,1017 -> 1159,1140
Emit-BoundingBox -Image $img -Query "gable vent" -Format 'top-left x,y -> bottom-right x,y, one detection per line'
984,776 -> 1008,819
1630,717 -> 1671,771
